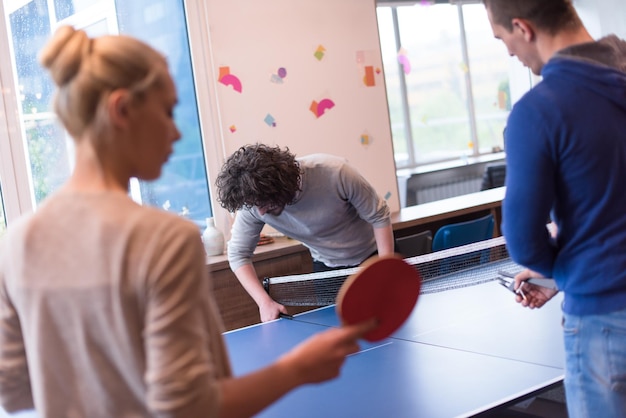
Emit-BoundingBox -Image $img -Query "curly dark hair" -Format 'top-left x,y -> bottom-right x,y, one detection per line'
216,144 -> 302,212
483,0 -> 580,34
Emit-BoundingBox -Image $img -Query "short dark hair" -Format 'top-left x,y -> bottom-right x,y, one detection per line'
215,144 -> 302,212
483,0 -> 581,34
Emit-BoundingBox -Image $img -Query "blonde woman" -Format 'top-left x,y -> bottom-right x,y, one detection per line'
0,26 -> 372,418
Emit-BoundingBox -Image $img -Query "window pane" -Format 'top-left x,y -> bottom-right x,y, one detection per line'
0,184 -> 5,238
397,4 -> 471,165
463,4 -> 509,154
377,7 -> 410,168
114,0 -> 212,225
9,0 -> 68,204
378,3 -> 533,169
54,0 -> 101,20
5,0 -> 212,226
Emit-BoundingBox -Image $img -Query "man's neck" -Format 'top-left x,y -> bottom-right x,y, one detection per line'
537,27 -> 594,64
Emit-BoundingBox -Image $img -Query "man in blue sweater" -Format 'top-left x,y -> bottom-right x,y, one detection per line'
483,1 -> 626,416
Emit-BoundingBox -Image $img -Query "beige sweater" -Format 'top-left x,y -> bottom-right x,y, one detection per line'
0,191 -> 231,418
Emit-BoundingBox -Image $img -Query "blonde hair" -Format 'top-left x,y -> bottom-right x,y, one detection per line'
39,26 -> 168,138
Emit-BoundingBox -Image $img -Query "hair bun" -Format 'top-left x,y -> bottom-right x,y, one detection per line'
39,26 -> 91,87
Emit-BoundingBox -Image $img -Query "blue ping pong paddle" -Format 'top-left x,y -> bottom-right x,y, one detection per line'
336,255 -> 421,342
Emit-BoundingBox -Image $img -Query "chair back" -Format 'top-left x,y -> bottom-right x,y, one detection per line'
480,163 -> 506,191
432,214 -> 494,252
395,230 -> 432,258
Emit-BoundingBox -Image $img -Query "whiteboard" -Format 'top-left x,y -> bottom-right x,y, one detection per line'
205,0 -> 399,211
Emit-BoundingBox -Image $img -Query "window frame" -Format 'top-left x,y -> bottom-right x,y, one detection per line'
183,0 -> 232,233
0,0 -> 36,223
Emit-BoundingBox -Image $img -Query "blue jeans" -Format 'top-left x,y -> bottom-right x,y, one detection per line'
563,307 -> 626,418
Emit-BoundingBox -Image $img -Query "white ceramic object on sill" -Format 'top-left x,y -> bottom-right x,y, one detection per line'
202,217 -> 224,256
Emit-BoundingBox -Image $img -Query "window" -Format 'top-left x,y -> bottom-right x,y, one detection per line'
377,1 -> 534,169
3,0 -> 212,227
0,185 -> 5,238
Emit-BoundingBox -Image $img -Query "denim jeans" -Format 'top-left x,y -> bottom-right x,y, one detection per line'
563,307 -> 626,418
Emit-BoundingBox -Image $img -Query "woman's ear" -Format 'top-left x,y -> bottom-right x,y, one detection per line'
511,18 -> 536,42
107,89 -> 131,130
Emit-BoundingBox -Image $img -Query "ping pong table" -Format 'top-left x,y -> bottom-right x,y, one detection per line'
224,258 -> 565,418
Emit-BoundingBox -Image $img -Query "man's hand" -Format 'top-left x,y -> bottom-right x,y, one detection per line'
259,299 -> 288,322
514,269 -> 558,309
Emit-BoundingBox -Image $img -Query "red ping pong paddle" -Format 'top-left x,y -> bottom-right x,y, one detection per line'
336,255 -> 421,342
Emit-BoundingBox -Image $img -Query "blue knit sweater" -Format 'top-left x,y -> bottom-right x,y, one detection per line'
502,35 -> 626,315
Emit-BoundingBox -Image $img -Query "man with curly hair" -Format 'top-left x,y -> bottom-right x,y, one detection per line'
216,144 -> 394,322
483,1 -> 626,416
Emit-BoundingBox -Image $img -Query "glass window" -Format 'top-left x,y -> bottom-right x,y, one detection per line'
8,0 -> 67,204
398,4 -> 470,165
0,184 -> 6,238
54,0 -> 102,20
5,0 -> 212,227
377,2 -> 533,170
377,7 -> 411,167
463,4 -> 510,154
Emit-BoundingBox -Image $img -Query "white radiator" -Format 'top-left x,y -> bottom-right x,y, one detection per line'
416,177 -> 483,204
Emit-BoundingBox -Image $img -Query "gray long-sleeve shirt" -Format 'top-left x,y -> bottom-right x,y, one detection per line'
228,154 -> 391,270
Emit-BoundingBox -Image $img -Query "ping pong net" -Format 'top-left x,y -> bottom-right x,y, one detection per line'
263,236 -> 519,306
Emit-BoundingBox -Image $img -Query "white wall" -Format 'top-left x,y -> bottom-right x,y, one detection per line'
202,0 -> 399,215
575,0 -> 626,39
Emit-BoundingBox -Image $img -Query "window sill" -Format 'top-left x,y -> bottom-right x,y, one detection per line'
397,152 -> 505,178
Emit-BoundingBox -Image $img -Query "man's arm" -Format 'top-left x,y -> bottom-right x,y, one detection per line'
502,102 -> 557,276
232,264 -> 287,322
373,224 -> 394,257
337,163 -> 393,256
227,211 -> 288,322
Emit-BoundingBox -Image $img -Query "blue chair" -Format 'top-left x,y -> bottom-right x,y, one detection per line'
432,214 -> 495,252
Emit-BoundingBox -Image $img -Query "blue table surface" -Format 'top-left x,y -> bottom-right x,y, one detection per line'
294,280 -> 565,368
224,280 -> 565,418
